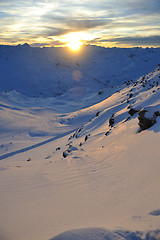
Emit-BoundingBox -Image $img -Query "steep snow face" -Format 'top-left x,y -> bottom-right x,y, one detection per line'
0,47 -> 160,240
0,45 -> 160,97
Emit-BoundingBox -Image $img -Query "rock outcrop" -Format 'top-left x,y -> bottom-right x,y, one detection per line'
129,108 -> 138,116
138,109 -> 160,130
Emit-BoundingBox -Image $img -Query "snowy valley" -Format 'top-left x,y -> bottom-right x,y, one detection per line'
0,45 -> 160,240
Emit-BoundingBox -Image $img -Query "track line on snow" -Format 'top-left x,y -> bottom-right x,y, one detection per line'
0,129 -> 76,160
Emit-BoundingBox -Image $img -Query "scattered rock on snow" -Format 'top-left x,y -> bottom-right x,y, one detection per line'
63,151 -> 68,158
129,108 -> 138,116
85,135 -> 88,141
96,111 -> 100,117
56,147 -> 61,151
105,131 -> 110,136
67,145 -> 78,153
98,90 -> 103,95
109,115 -> 114,127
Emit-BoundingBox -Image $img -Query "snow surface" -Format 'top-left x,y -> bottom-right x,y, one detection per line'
50,228 -> 160,240
1,44 -> 160,97
0,45 -> 160,240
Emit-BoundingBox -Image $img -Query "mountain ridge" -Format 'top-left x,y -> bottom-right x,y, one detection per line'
0,45 -> 160,97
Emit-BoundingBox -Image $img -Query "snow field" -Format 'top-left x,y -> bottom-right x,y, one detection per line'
0,46 -> 160,240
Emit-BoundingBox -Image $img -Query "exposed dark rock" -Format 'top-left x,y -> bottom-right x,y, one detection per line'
62,151 -> 68,158
56,147 -> 61,151
123,116 -> 131,123
105,131 -> 110,136
138,109 -> 157,130
96,111 -> 100,117
68,136 -> 72,140
109,118 -> 114,127
78,128 -> 82,133
129,108 -> 138,116
85,135 -> 88,141
109,116 -> 114,127
154,111 -> 160,117
98,90 -> 103,95
67,145 -> 78,153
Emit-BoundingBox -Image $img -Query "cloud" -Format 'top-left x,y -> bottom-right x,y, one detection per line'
0,11 -> 12,18
41,27 -> 71,37
0,0 -> 160,47
99,35 -> 160,46
62,19 -> 109,30
103,0 -> 160,16
41,16 -> 109,33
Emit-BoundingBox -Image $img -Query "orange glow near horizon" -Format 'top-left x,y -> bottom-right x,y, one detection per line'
63,32 -> 86,52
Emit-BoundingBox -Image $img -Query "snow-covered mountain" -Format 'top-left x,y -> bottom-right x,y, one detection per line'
0,45 -> 160,240
0,44 -> 160,97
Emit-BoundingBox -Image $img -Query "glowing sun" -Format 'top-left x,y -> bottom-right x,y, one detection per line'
67,39 -> 81,51
64,32 -> 83,51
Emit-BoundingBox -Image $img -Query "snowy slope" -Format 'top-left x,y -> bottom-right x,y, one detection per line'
0,44 -> 160,97
0,46 -> 160,240
51,228 -> 160,240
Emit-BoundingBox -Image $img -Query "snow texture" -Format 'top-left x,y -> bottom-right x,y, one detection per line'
0,45 -> 160,240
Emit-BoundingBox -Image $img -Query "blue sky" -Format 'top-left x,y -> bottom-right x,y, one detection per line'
0,0 -> 160,47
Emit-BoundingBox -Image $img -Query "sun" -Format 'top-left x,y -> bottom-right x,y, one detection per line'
63,32 -> 83,52
67,39 -> 81,51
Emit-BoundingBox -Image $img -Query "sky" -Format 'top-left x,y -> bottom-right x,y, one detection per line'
0,0 -> 160,48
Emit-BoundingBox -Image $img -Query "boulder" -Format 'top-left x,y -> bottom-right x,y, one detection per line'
138,109 -> 157,130
109,117 -> 114,127
109,114 -> 115,127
